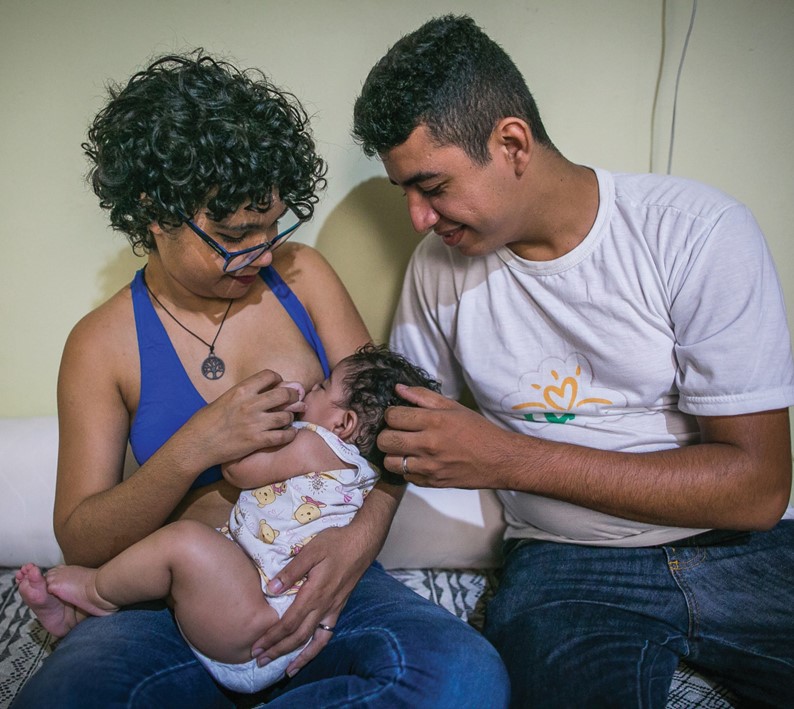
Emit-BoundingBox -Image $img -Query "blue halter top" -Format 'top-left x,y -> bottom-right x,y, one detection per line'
129,267 -> 330,489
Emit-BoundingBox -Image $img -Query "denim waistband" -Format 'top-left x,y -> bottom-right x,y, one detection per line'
504,528 -> 750,556
654,528 -> 748,548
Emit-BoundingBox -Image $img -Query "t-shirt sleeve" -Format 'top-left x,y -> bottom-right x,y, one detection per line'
389,237 -> 466,399
671,203 -> 794,416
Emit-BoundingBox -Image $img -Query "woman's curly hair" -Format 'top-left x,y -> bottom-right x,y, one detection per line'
336,344 -> 441,482
83,49 -> 326,253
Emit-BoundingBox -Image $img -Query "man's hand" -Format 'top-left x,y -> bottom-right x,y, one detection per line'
376,383 -> 514,489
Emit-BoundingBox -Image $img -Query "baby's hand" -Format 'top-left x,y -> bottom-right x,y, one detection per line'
279,381 -> 307,414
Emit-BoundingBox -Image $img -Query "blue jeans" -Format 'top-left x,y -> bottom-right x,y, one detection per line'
13,562 -> 509,708
484,520 -> 794,709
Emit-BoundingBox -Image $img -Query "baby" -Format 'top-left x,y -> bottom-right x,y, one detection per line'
16,343 -> 439,693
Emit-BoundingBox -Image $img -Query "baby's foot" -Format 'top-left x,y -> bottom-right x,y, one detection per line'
44,565 -> 118,619
15,563 -> 79,637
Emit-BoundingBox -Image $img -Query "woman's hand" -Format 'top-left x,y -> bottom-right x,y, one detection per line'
250,483 -> 402,673
180,369 -> 304,472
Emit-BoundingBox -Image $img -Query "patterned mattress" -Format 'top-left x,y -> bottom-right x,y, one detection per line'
0,567 -> 736,708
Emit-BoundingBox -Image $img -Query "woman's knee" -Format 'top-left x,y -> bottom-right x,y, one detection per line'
393,608 -> 510,707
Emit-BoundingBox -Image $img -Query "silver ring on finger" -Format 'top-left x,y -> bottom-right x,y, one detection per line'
317,623 -> 335,633
401,455 -> 410,476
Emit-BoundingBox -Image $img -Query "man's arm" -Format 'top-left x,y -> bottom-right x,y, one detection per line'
378,385 -> 792,531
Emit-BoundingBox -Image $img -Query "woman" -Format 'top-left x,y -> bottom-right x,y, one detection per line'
12,51 -> 508,707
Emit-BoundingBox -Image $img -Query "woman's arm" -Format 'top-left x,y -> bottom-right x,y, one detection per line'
252,480 -> 403,673
54,299 -> 301,567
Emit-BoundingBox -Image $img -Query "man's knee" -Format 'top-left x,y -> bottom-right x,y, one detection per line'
485,597 -> 682,708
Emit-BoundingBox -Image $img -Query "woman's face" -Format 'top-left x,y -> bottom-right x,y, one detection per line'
150,199 -> 288,299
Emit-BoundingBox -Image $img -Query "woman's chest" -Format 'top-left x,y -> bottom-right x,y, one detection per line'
121,286 -> 326,414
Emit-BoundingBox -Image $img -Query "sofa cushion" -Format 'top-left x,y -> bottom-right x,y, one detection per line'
0,417 -> 63,567
377,486 -> 505,569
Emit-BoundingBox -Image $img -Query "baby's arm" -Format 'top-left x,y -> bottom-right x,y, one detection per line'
222,427 -> 348,489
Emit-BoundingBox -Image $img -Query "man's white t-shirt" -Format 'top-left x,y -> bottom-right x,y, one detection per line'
391,168 -> 794,547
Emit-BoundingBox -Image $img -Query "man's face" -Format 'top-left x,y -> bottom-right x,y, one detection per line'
382,125 -> 520,257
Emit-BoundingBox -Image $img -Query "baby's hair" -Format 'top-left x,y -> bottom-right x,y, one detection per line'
338,344 -> 440,479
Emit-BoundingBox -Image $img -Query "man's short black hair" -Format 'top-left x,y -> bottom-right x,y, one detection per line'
353,14 -> 555,164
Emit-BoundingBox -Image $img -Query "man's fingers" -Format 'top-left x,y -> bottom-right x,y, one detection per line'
394,383 -> 456,410
383,386 -> 459,434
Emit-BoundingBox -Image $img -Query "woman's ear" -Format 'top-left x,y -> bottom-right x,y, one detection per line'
140,194 -> 165,238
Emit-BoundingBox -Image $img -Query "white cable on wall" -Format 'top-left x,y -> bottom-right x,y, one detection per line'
667,0 -> 698,174
651,0 -> 698,174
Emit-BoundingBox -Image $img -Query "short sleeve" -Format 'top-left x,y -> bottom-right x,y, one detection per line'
671,204 -> 794,415
389,236 -> 466,399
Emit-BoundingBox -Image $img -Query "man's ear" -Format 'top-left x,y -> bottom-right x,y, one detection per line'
335,410 -> 359,442
492,117 -> 533,177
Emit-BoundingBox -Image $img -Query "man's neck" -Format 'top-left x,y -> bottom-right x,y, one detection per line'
509,151 -> 599,262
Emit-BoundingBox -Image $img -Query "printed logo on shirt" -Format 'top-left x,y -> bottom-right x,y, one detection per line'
501,354 -> 624,426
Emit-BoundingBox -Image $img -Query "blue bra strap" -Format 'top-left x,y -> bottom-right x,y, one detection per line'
260,266 -> 330,378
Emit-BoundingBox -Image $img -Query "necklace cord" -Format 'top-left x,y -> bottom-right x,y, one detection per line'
142,273 -> 234,381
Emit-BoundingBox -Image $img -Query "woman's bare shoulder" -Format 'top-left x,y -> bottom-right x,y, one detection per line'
271,242 -> 336,286
60,281 -> 139,395
270,242 -> 360,312
272,243 -> 370,365
66,282 -> 135,349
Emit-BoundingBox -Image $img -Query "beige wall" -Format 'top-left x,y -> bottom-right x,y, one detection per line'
2,0 -> 793,438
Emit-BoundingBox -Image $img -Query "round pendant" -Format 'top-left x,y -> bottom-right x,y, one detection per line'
202,354 -> 226,380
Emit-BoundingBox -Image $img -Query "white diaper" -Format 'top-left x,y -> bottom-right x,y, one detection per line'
185,635 -> 302,693
177,594 -> 306,694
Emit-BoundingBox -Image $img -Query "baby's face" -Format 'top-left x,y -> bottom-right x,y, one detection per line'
301,363 -> 350,430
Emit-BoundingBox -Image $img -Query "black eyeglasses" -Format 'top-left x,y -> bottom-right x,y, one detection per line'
179,209 -> 305,272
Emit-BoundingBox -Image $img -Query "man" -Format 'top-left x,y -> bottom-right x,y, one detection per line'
353,15 -> 794,708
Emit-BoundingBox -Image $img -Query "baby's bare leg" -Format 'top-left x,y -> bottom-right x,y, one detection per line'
85,520 -> 280,664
